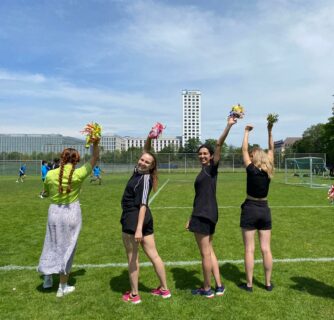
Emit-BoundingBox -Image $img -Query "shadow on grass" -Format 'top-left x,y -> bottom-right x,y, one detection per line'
220,263 -> 243,285
109,269 -> 151,293
170,267 -> 202,290
36,269 -> 86,293
220,263 -> 265,289
290,276 -> 334,299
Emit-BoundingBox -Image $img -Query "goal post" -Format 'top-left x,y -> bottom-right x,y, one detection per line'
285,157 -> 330,188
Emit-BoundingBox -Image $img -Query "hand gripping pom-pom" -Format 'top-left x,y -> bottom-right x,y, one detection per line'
149,122 -> 166,139
328,185 -> 334,204
229,104 -> 245,119
81,122 -> 102,148
267,113 -> 279,126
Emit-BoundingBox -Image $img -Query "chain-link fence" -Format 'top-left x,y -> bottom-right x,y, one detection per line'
0,151 -> 327,175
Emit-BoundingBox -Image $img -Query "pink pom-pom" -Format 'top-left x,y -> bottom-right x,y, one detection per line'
149,122 -> 166,139
328,185 -> 334,201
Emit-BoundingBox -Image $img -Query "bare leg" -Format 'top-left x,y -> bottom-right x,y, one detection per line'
59,274 -> 69,284
141,234 -> 168,290
122,232 -> 140,295
241,229 -> 256,287
209,236 -> 222,287
194,233 -> 212,290
258,230 -> 273,286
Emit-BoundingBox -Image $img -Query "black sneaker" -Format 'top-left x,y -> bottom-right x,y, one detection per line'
215,285 -> 225,296
265,284 -> 274,291
238,283 -> 253,292
191,287 -> 215,298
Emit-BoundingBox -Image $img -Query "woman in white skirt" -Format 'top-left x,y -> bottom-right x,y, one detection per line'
38,141 -> 99,297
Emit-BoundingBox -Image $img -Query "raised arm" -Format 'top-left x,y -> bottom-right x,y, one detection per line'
90,140 -> 100,168
143,135 -> 152,153
213,116 -> 237,164
242,125 -> 253,167
267,123 -> 274,162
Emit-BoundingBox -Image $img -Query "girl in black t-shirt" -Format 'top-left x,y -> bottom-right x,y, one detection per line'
187,116 -> 236,298
121,128 -> 171,304
239,122 -> 275,292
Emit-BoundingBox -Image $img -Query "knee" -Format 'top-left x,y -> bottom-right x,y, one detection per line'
200,249 -> 211,259
244,246 -> 255,255
150,253 -> 161,262
260,246 -> 271,255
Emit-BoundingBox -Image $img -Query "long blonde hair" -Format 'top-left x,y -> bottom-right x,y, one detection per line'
251,147 -> 274,178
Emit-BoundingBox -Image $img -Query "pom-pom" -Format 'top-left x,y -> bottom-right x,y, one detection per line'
229,104 -> 245,119
81,122 -> 102,148
267,113 -> 279,126
328,185 -> 334,204
148,122 -> 166,139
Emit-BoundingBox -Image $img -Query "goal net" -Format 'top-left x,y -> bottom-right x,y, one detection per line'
285,157 -> 330,188
0,160 -> 42,176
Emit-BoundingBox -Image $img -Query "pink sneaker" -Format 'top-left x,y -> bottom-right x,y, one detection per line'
122,291 -> 142,304
151,287 -> 172,299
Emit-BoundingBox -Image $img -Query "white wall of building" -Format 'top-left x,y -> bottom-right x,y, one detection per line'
182,89 -> 201,147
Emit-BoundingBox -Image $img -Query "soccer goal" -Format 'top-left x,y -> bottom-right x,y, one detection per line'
285,157 -> 330,188
0,160 -> 42,176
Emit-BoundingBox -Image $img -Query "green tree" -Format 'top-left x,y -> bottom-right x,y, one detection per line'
322,108 -> 334,163
292,123 -> 325,153
183,138 -> 201,153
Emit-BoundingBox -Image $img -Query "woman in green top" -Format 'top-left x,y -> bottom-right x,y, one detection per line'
38,141 -> 99,297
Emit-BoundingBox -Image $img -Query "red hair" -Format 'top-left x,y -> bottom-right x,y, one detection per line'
58,148 -> 80,194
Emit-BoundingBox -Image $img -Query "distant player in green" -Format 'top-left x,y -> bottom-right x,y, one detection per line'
16,163 -> 26,183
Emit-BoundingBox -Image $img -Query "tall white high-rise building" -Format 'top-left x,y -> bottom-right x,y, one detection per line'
182,89 -> 201,147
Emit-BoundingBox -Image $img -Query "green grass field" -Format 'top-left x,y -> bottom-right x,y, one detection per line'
0,172 -> 333,319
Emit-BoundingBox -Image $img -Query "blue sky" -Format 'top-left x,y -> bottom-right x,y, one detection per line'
0,0 -> 333,147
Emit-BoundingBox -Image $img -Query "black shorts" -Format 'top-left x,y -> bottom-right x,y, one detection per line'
240,199 -> 272,230
189,216 -> 216,235
121,209 -> 154,236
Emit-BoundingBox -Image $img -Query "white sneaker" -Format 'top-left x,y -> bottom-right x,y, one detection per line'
56,285 -> 75,297
43,275 -> 53,289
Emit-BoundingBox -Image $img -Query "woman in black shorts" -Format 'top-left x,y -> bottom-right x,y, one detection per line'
120,128 -> 171,304
239,122 -> 275,292
188,116 -> 236,298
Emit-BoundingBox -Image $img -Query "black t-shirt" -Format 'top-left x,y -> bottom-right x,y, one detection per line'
192,160 -> 219,223
121,169 -> 152,214
246,163 -> 270,198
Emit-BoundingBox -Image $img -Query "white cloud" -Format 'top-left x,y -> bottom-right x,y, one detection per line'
0,0 -> 333,148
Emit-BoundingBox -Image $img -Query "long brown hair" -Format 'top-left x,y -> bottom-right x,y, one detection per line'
58,148 -> 81,194
251,147 -> 274,178
144,151 -> 158,192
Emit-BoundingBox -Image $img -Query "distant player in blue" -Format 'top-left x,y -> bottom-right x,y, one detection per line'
16,163 -> 27,182
40,160 -> 50,198
90,165 -> 102,185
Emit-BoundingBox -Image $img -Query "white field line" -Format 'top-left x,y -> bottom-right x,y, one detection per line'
1,257 -> 333,271
148,179 -> 170,205
151,205 -> 333,209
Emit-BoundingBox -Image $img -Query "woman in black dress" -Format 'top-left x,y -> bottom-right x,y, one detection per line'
120,128 -> 171,304
188,116 -> 236,298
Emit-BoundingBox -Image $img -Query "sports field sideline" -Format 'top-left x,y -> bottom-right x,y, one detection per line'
0,172 -> 333,319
